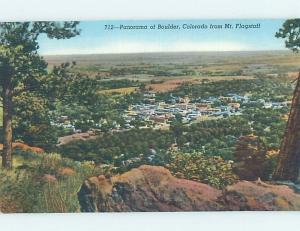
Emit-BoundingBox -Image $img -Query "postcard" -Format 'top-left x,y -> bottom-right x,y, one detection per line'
0,19 -> 300,213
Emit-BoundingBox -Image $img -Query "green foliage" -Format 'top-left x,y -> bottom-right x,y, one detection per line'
99,79 -> 141,90
276,19 -> 300,52
233,135 -> 269,180
0,104 -> 2,125
57,104 -> 287,165
178,116 -> 252,159
167,76 -> 293,101
0,150 -> 107,212
106,64 -> 194,77
243,108 -> 287,149
15,124 -> 62,151
12,92 -> 63,150
0,22 -> 80,91
0,22 -> 80,167
58,129 -> 174,164
166,151 -> 238,189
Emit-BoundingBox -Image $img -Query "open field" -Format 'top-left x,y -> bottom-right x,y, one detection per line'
99,87 -> 138,94
44,51 -> 300,74
44,50 -> 300,66
146,75 -> 254,93
44,50 -> 300,81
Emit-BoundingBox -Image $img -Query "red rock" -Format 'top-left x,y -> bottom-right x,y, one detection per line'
224,180 -> 300,210
78,165 -> 224,212
78,165 -> 300,212
0,142 -> 44,153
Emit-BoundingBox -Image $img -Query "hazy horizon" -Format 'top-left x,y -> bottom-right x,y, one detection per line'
38,19 -> 287,55
43,49 -> 290,57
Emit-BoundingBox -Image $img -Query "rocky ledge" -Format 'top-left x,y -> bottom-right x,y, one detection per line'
78,165 -> 300,212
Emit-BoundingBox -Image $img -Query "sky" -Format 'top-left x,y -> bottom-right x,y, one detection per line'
37,19 -> 287,55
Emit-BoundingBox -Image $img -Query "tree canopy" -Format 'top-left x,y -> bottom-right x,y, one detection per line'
275,19 -> 300,52
0,22 -> 80,168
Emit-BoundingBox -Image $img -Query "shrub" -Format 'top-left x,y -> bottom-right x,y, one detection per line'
0,151 -> 109,213
165,151 -> 238,189
233,135 -> 272,180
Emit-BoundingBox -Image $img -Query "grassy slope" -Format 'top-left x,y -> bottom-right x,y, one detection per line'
0,150 -> 107,213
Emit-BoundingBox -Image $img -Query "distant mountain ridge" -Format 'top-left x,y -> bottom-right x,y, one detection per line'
44,50 -> 292,66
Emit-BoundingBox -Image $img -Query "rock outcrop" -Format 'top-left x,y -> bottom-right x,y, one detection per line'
78,165 -> 224,212
78,165 -> 300,212
0,142 -> 44,153
224,180 -> 300,210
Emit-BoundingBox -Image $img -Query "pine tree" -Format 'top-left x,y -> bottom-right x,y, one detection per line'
0,22 -> 80,168
273,19 -> 300,181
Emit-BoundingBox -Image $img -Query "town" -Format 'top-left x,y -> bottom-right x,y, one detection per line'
55,91 -> 291,134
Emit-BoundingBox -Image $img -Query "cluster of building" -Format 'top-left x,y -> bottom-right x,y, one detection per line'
262,101 -> 290,109
123,92 -> 290,129
122,92 -> 250,129
54,91 -> 291,133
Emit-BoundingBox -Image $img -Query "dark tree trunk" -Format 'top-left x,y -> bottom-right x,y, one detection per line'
2,84 -> 13,168
273,71 -> 300,182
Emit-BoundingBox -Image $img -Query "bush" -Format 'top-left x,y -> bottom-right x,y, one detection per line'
14,124 -> 62,151
233,135 -> 272,180
0,151 -> 109,213
165,151 -> 238,189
